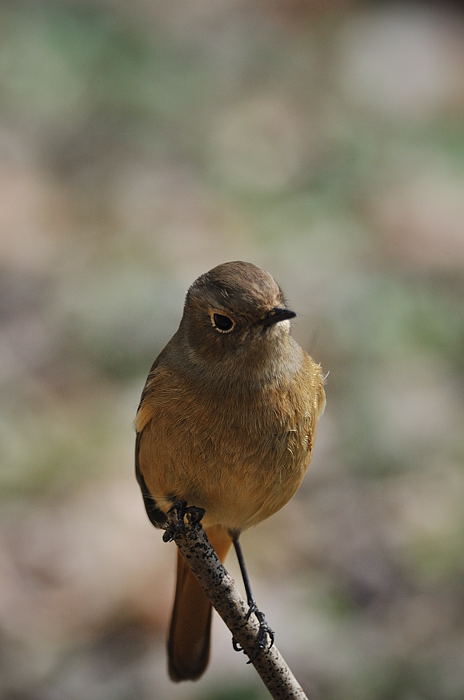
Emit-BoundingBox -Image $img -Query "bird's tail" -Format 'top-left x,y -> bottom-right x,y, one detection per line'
167,524 -> 232,681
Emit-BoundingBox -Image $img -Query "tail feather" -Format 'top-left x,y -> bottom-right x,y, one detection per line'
167,525 -> 232,681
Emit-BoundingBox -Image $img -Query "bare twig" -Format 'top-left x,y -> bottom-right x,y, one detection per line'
166,516 -> 309,700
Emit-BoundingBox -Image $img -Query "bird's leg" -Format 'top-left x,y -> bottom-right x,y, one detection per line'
162,499 -> 205,542
231,535 -> 274,661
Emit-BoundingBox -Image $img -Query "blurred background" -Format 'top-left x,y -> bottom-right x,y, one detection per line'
1,1 -> 464,699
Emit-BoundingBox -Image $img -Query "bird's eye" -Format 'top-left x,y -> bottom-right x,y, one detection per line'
211,312 -> 235,333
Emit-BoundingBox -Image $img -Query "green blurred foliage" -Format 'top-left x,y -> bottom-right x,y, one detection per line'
1,1 -> 463,699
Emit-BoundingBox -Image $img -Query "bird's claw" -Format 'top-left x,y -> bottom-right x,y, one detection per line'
246,613 -> 274,663
245,602 -> 258,622
232,637 -> 243,652
231,606 -> 274,661
162,500 -> 205,542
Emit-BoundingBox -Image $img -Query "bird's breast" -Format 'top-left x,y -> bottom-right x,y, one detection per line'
137,358 -> 324,531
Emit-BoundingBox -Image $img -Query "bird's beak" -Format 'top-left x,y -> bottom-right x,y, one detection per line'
259,307 -> 296,327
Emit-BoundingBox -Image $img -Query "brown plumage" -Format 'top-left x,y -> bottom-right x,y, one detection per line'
135,261 -> 325,681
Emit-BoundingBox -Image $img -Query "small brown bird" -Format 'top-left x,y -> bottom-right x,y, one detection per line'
135,261 -> 325,681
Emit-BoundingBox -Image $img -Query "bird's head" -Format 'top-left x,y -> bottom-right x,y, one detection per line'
179,261 -> 297,377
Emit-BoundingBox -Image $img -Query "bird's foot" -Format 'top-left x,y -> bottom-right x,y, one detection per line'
248,610 -> 274,662
232,605 -> 274,662
162,500 -> 205,542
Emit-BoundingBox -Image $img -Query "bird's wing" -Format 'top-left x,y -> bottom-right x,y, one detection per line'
134,357 -> 167,527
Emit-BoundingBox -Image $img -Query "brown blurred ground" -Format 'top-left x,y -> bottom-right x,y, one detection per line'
1,2 -> 464,699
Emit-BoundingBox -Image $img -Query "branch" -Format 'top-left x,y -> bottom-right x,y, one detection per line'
166,517 -> 310,700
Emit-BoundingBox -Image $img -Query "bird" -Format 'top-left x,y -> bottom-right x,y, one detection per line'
135,261 -> 326,682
